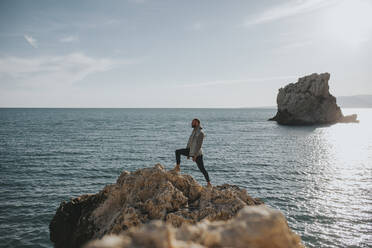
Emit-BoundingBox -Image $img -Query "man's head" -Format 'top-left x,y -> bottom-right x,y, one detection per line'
191,118 -> 200,128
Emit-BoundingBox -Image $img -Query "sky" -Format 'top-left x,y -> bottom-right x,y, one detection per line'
0,0 -> 372,108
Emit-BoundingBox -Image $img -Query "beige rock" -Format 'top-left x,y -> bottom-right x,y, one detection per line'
85,205 -> 304,248
49,164 -> 263,248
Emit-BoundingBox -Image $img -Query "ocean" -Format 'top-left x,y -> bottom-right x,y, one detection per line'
0,108 -> 371,248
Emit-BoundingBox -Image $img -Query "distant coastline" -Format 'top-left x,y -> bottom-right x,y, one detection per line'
336,95 -> 372,108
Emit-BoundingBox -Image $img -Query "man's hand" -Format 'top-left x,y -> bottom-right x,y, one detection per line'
192,156 -> 196,162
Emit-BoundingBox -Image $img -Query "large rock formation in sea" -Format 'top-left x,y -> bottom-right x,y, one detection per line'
84,205 -> 304,248
269,73 -> 358,125
50,164 -> 267,248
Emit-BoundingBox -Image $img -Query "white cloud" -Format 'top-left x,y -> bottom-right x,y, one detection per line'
178,76 -> 297,88
245,0 -> 337,26
0,53 -> 137,87
60,35 -> 79,43
24,34 -> 38,48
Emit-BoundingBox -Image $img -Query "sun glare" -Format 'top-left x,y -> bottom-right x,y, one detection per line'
324,0 -> 372,48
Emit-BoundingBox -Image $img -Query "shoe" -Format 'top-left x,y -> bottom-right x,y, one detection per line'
173,164 -> 180,172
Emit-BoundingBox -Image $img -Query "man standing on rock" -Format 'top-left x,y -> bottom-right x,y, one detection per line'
174,118 -> 212,187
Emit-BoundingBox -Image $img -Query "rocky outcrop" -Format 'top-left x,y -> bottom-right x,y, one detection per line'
49,186 -> 110,248
49,164 -> 263,248
269,73 -> 358,125
85,206 -> 304,248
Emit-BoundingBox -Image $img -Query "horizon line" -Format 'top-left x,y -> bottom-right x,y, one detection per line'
0,106 -> 371,109
0,106 -> 277,109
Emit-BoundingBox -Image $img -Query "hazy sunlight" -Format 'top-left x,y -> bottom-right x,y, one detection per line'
324,0 -> 372,48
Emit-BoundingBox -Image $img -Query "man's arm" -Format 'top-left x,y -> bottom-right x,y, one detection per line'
186,133 -> 193,159
193,132 -> 204,157
186,133 -> 193,148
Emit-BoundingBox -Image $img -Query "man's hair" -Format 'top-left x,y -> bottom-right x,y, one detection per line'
193,118 -> 200,124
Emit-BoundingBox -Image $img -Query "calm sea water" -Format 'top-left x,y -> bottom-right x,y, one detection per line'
0,108 -> 371,248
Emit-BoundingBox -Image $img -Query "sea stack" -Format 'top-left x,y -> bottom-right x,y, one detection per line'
269,73 -> 359,125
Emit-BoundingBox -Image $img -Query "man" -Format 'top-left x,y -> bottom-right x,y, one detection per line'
174,118 -> 212,187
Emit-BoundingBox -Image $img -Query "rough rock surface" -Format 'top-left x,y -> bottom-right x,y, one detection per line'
269,73 -> 358,125
85,206 -> 304,248
49,164 -> 263,248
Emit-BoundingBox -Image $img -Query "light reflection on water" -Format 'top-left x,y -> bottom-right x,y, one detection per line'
289,109 -> 372,247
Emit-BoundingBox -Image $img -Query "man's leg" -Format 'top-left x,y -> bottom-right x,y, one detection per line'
195,155 -> 210,183
175,148 -> 189,170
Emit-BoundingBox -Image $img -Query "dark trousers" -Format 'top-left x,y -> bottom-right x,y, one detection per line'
175,148 -> 210,182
